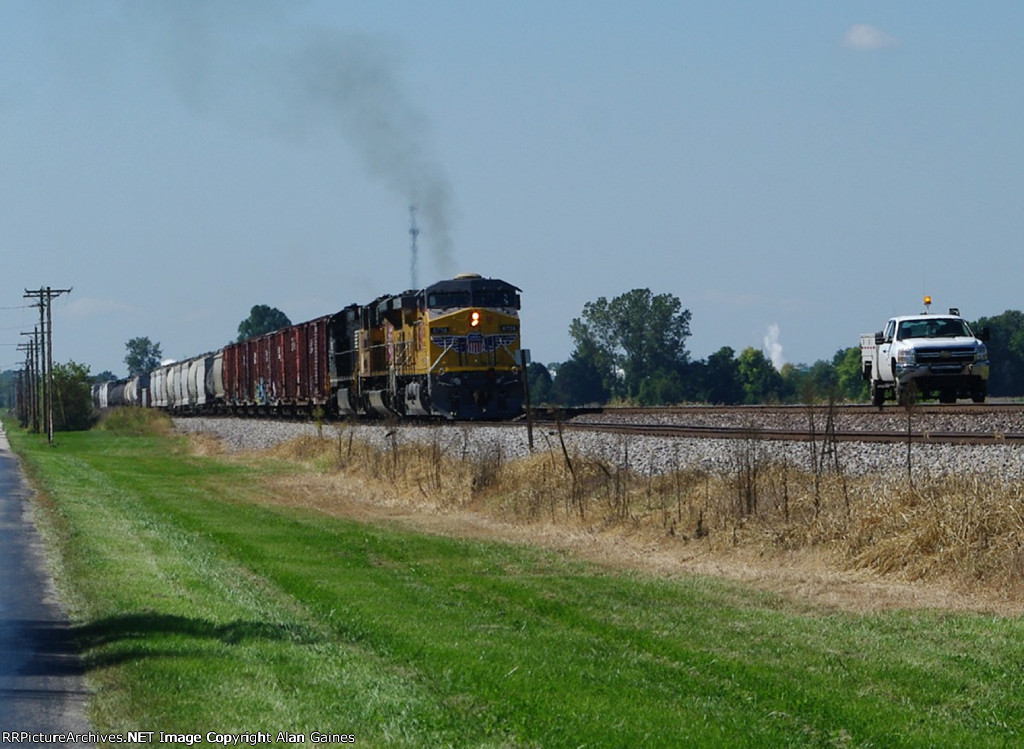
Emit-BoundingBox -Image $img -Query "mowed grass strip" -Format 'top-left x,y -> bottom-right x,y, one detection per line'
9,422 -> 1024,747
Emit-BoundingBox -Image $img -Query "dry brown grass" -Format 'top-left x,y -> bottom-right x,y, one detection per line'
202,430 -> 1024,615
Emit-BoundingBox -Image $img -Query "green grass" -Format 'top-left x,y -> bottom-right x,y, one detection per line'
8,422 -> 1024,747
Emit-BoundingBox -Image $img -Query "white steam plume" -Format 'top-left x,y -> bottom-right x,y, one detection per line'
763,323 -> 785,370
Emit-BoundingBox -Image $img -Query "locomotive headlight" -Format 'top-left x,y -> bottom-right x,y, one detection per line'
470,310 -> 481,327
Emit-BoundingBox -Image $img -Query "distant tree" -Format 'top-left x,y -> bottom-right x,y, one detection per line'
806,359 -> 838,397
237,305 -> 291,342
569,289 -> 691,402
778,362 -> 809,402
681,359 -> 708,402
737,347 -> 785,404
567,315 -> 619,400
834,347 -> 868,402
52,360 -> 94,431
525,362 -> 555,406
637,369 -> 686,406
0,369 -> 15,410
672,360 -> 705,402
973,310 -> 1024,397
701,346 -> 744,404
552,357 -> 609,407
93,370 -> 117,383
124,337 -> 162,377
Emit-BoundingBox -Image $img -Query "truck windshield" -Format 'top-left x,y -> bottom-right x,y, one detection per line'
897,319 -> 971,340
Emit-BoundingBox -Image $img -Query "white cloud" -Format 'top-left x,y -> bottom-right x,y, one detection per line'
842,24 -> 899,51
64,297 -> 136,319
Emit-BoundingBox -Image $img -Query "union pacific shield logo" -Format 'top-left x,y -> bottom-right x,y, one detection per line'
430,334 -> 520,352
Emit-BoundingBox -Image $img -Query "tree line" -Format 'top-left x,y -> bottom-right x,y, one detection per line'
526,289 -> 1024,407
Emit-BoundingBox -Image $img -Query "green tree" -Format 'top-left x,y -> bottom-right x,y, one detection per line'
834,346 -> 868,402
774,351 -> 864,405
973,311 -> 1024,397
552,357 -> 609,407
701,346 -> 744,404
0,369 -> 15,409
567,316 -> 618,400
569,289 -> 691,402
806,359 -> 838,398
238,305 -> 292,342
124,337 -> 162,376
637,369 -> 686,406
52,360 -> 94,431
525,362 -> 554,406
779,362 -> 813,404
737,347 -> 784,404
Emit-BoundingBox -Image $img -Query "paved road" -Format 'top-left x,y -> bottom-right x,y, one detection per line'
0,425 -> 92,744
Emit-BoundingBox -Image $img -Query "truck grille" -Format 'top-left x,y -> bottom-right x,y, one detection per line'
915,346 -> 976,363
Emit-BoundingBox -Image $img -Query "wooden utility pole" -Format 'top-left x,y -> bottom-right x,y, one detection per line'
23,286 -> 71,444
18,330 -> 40,432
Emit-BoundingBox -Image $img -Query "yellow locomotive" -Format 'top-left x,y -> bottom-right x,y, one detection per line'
339,273 -> 524,419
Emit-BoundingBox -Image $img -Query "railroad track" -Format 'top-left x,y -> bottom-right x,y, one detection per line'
557,420 -> 1024,445
189,403 -> 1024,448
526,402 -> 1024,446
538,402 -> 1024,418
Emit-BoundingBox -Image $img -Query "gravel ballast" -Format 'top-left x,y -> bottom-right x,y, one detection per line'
173,415 -> 1024,480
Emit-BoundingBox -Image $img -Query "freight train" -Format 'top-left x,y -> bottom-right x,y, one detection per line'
92,274 -> 524,420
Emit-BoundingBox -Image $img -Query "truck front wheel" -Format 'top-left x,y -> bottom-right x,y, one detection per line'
896,380 -> 916,408
971,383 -> 987,404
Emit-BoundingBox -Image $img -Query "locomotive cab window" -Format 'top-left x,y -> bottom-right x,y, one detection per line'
473,290 -> 520,309
428,291 -> 471,308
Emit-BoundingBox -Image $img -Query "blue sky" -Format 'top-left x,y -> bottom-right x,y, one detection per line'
2,1 -> 1022,377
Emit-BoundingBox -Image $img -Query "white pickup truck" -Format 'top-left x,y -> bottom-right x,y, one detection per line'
861,303 -> 990,408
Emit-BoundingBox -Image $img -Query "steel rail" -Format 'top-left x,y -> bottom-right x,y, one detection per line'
543,402 -> 1024,419
556,420 -> 1024,445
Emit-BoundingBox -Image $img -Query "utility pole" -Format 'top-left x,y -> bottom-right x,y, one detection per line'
23,286 -> 71,444
14,360 -> 25,426
18,330 -> 40,432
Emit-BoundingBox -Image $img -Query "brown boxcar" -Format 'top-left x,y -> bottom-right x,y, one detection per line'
221,313 -> 348,412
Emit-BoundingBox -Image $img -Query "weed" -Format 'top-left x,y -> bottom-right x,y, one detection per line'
96,407 -> 173,437
252,425 -> 1024,597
